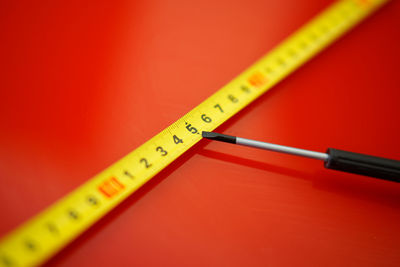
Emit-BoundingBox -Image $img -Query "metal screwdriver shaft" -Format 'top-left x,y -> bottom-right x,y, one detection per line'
202,131 -> 329,161
202,131 -> 400,182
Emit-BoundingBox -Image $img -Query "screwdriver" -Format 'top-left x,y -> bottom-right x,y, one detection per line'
202,131 -> 400,182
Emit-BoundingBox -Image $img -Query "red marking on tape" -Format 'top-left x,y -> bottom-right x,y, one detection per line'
248,71 -> 267,87
98,177 -> 125,198
355,0 -> 371,7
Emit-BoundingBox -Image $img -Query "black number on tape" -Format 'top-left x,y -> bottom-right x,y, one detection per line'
201,114 -> 212,123
277,57 -> 286,67
156,146 -> 168,156
185,122 -> 198,134
24,240 -> 37,251
173,135 -> 183,144
265,67 -> 274,74
124,170 -> 134,179
288,49 -> 297,58
87,196 -> 99,206
1,255 -> 13,266
228,94 -> 238,103
241,85 -> 251,93
46,223 -> 59,234
68,210 -> 79,220
140,158 -> 152,168
299,41 -> 308,50
214,104 -> 224,113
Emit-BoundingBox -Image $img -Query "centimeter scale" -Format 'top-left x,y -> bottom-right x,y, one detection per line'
0,0 -> 389,266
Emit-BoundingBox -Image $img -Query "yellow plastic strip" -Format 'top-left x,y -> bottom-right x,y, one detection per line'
0,0 -> 388,266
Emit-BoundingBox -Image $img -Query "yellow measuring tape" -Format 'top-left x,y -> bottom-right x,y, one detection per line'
0,0 -> 388,266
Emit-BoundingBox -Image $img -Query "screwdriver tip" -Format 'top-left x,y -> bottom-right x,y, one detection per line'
201,131 -> 237,144
201,131 -> 217,138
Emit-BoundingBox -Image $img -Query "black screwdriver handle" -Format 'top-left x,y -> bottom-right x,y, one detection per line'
325,148 -> 400,182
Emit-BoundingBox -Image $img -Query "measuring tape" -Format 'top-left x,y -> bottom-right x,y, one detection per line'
0,0 -> 388,266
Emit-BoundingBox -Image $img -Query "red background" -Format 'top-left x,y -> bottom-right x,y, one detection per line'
1,0 -> 400,266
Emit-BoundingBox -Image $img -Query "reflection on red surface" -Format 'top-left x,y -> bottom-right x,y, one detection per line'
1,0 -> 400,266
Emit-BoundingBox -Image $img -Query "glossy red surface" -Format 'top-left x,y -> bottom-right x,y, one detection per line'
1,0 -> 400,266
